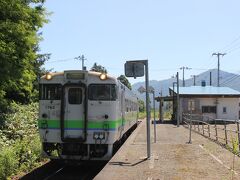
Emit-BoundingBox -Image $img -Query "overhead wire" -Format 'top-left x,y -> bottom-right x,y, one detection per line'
220,73 -> 240,86
224,42 -> 240,52
227,46 -> 240,54
219,34 -> 240,53
45,57 -> 76,64
194,55 -> 217,73
210,35 -> 240,86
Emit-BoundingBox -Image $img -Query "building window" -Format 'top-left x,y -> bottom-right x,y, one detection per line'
188,100 -> 195,111
202,106 -> 216,113
223,107 -> 227,114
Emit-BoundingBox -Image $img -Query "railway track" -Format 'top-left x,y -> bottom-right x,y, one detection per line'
20,161 -> 107,180
20,122 -> 139,180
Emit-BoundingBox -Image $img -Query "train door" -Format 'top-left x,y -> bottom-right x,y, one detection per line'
62,86 -> 85,141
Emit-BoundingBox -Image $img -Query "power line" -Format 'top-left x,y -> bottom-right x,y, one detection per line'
220,73 -> 240,86
45,57 -> 75,64
220,72 -> 240,85
227,46 -> 240,54
219,34 -> 240,52
193,55 -> 217,73
224,42 -> 240,53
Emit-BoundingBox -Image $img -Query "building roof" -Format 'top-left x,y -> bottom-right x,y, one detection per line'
170,86 -> 240,96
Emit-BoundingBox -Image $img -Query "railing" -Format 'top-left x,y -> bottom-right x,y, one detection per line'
182,113 -> 240,155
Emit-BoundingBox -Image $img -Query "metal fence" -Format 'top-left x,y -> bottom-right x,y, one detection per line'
182,113 -> 240,154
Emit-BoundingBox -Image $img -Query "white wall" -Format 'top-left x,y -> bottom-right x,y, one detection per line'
180,97 -> 239,121
217,98 -> 239,120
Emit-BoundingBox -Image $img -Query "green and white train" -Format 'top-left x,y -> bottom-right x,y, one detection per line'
38,70 -> 138,161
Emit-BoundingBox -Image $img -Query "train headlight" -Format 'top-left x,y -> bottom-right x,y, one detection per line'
99,73 -> 107,80
94,133 -> 99,139
93,132 -> 105,140
99,134 -> 104,139
45,73 -> 52,80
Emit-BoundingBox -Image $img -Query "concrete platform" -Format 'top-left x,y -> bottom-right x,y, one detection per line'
95,120 -> 240,180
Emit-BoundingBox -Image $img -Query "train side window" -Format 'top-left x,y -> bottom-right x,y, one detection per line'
68,88 -> 82,104
39,84 -> 62,100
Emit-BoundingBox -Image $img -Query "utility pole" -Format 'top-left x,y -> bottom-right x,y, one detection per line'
210,71 -> 212,86
159,89 -> 163,122
212,53 -> 226,87
180,66 -> 192,87
75,55 -> 87,70
152,90 -> 156,143
191,75 -> 198,86
176,72 -> 180,127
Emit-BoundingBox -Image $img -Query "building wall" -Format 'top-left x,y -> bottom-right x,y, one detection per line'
198,98 -> 217,119
217,98 -> 239,120
179,97 -> 239,122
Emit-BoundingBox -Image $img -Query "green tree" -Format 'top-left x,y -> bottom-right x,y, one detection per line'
32,53 -> 51,101
90,62 -> 108,73
117,75 -> 132,90
138,99 -> 145,112
0,0 -> 48,110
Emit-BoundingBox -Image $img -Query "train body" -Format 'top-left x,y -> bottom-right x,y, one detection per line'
38,70 -> 138,161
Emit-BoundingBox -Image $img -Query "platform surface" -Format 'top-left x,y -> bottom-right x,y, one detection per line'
95,120 -> 240,180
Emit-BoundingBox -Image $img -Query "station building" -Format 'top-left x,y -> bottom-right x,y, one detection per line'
156,84 -> 240,123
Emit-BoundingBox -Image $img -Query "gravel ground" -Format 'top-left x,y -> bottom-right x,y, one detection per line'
95,120 -> 240,180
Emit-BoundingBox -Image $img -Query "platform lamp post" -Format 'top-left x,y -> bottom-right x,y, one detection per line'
125,60 -> 151,159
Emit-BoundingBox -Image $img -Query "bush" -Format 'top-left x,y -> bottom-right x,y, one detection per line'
0,102 -> 38,147
14,135 -> 42,172
0,102 -> 43,179
0,147 -> 18,180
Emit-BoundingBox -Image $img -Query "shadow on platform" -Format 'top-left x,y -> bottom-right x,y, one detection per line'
109,158 -> 148,167
151,119 -> 176,124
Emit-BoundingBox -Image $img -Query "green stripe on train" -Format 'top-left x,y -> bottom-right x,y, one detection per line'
38,119 -> 126,129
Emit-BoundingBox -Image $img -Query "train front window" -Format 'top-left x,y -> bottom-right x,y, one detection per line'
88,84 -> 117,101
68,88 -> 82,104
39,84 -> 62,100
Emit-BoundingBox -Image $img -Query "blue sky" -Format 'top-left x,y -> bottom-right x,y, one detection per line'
40,0 -> 240,84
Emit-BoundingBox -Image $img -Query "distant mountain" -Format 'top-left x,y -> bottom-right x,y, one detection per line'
132,69 -> 240,107
132,79 -> 181,99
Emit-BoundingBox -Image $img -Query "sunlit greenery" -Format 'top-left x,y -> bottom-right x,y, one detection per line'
0,0 -> 49,111
117,75 -> 132,90
90,62 -> 108,74
138,109 -> 172,120
0,103 -> 43,179
0,0 -> 48,179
